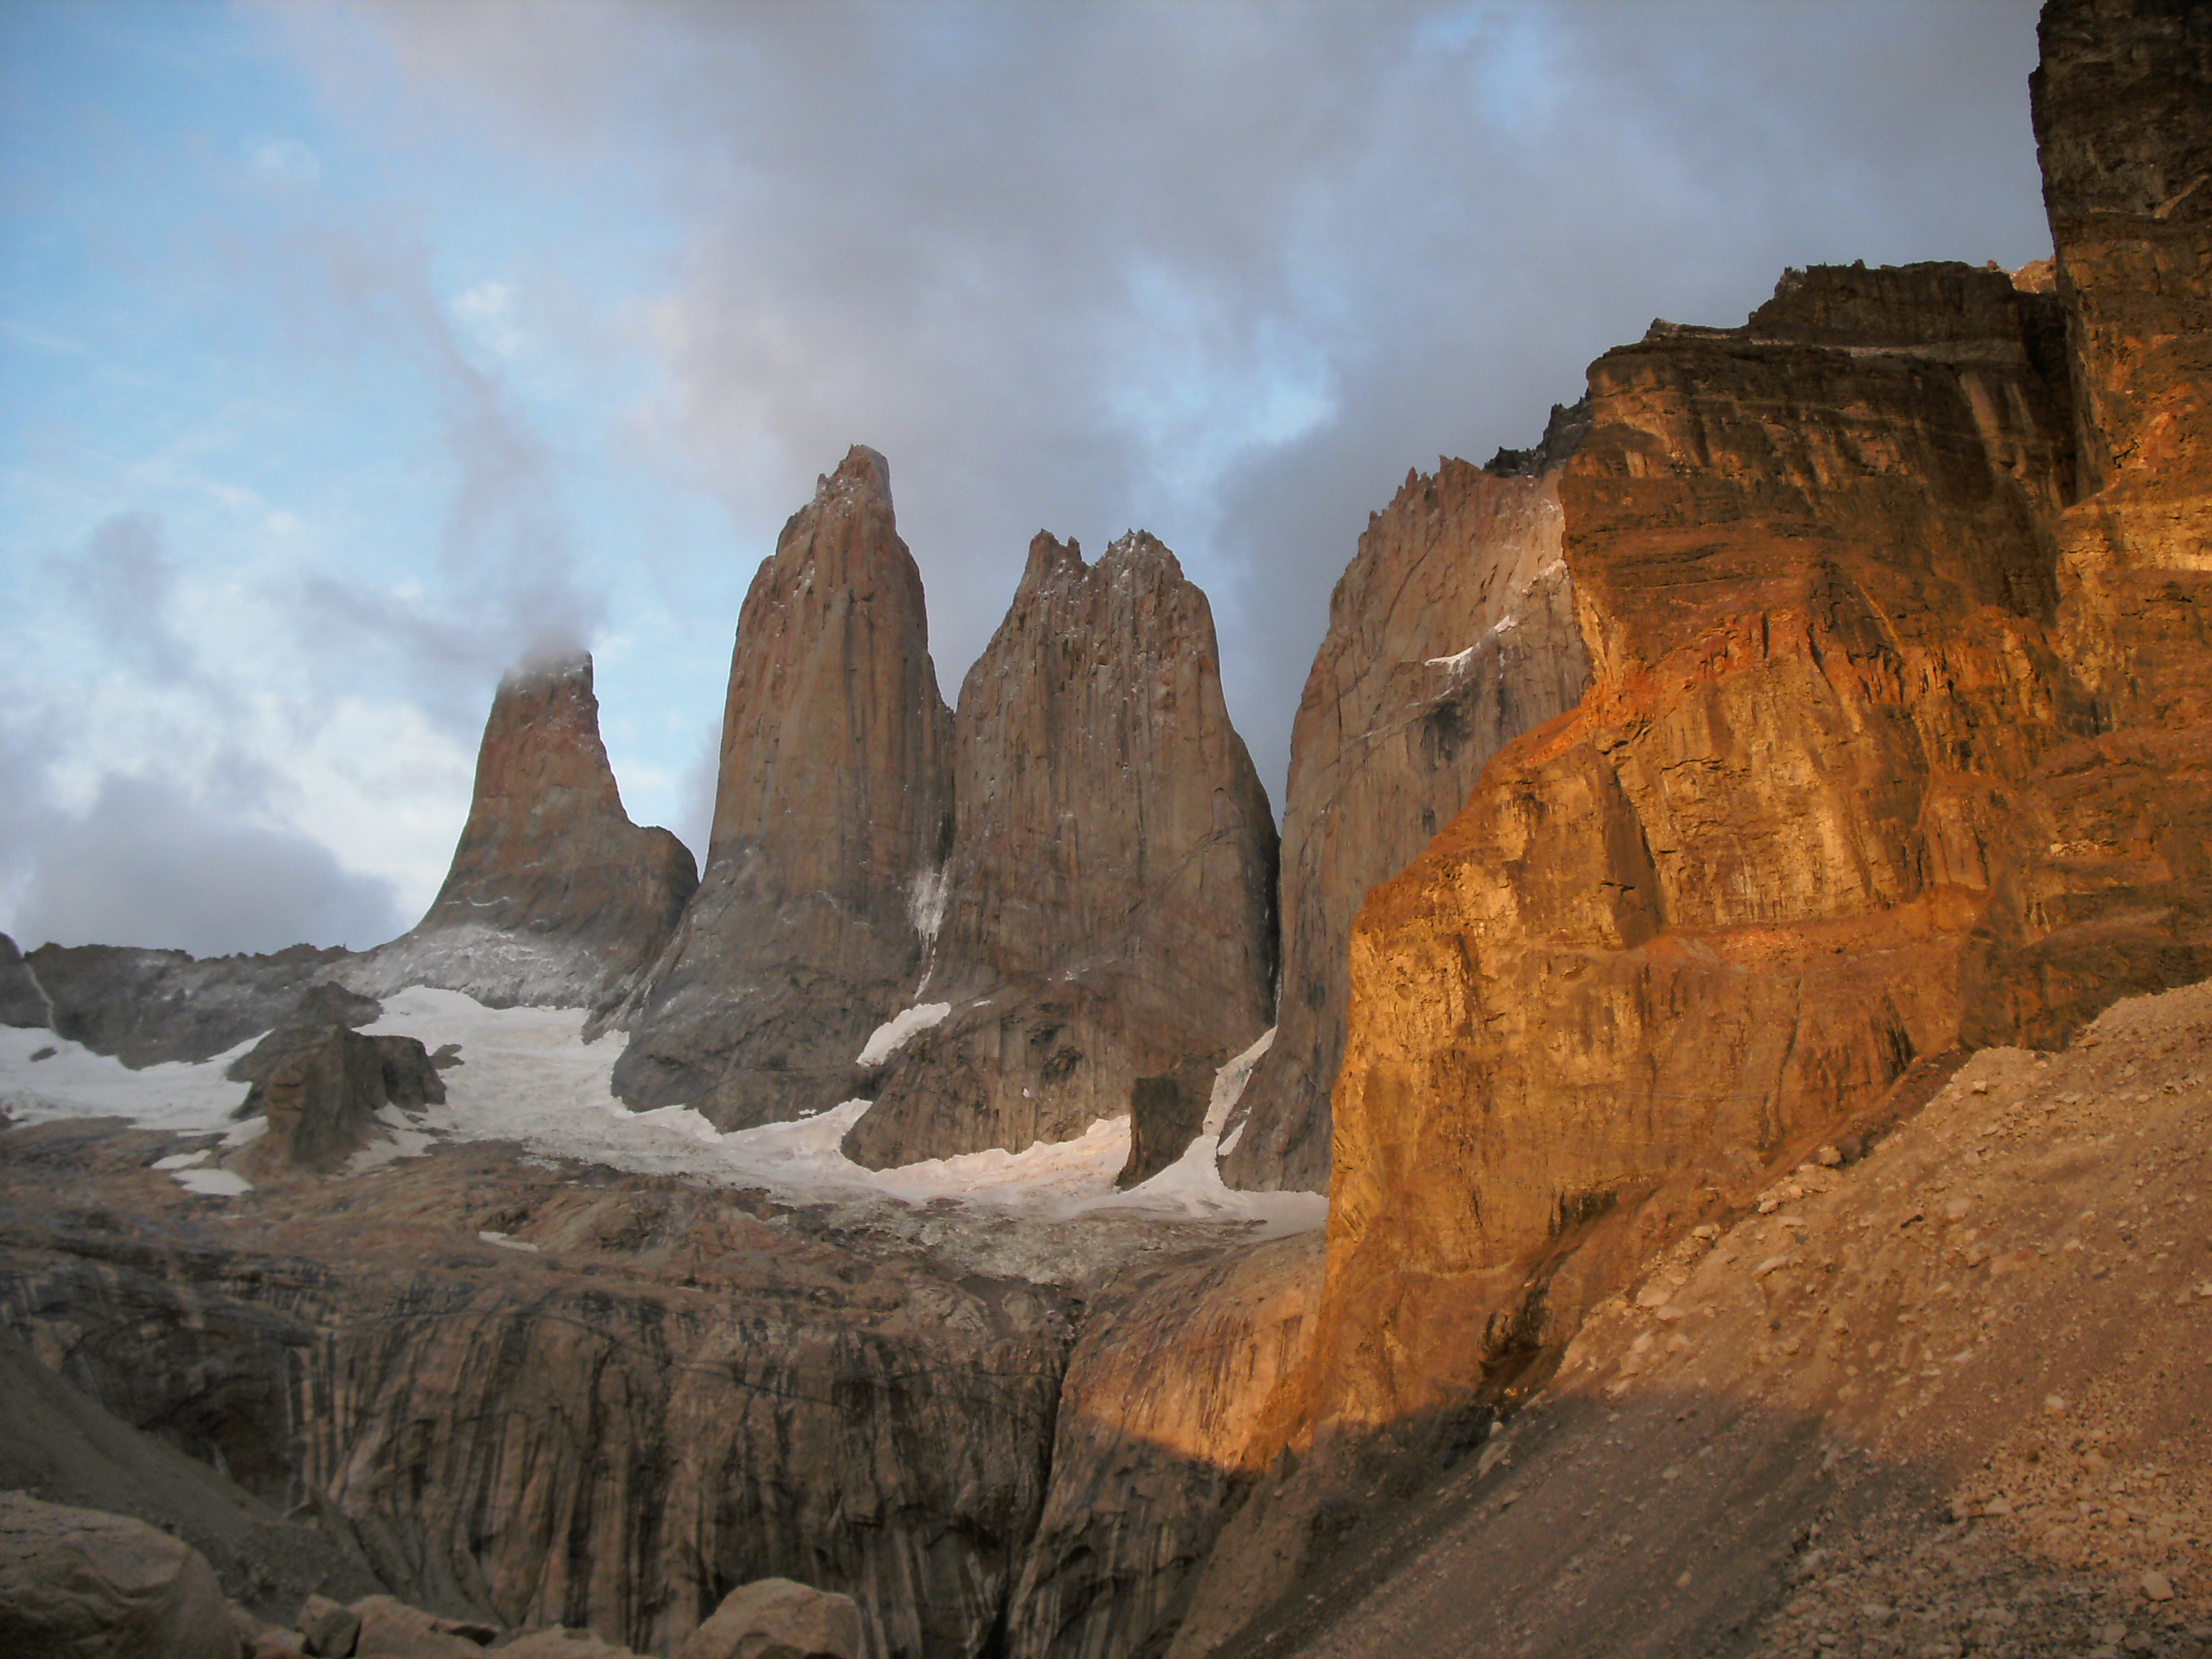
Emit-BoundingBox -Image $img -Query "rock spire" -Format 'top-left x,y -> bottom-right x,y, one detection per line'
351,652 -> 698,1010
612,446 -> 955,1128
840,529 -> 1278,1172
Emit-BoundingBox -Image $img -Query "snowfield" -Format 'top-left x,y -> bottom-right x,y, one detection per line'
0,989 -> 1323,1231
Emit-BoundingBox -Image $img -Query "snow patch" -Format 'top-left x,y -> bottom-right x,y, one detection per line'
907,869 -> 948,945
478,1230 -> 540,1253
174,1168 -> 252,1197
856,1002 -> 952,1066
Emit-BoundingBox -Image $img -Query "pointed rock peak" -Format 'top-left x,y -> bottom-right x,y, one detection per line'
1100,529 -> 1183,584
499,644 -> 594,696
781,445 -> 900,554
1020,531 -> 1085,590
819,444 -> 891,503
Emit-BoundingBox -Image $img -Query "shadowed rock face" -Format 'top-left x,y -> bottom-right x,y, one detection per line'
840,531 -> 1277,1172
351,654 -> 698,1013
1004,1233 -> 1323,1659
1314,258 -> 2092,1431
11,942 -> 356,1069
0,936 -> 45,1031
1220,426 -> 1593,1194
0,1140 -> 1070,1659
613,448 -> 955,1130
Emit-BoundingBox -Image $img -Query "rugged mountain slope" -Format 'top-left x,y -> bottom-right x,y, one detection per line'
1220,415 -> 1593,1194
0,1131 -> 1069,1659
1177,979 -> 2212,1659
842,531 -> 1277,1171
3,940 -> 356,1069
1315,257 -> 2090,1430
613,448 -> 956,1130
350,654 -> 698,1012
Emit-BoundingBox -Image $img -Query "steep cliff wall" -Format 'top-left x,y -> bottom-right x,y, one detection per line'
842,531 -> 1276,1170
351,654 -> 698,1012
1220,423 -> 1592,1195
1316,260 -> 2090,1430
0,1136 -> 1065,1659
614,448 -> 956,1130
1004,1233 -> 1323,1659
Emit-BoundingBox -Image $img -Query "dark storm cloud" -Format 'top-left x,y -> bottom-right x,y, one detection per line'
6,772 -> 403,956
318,0 -> 2051,795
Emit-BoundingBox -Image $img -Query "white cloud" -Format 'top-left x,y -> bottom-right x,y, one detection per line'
248,135 -> 323,184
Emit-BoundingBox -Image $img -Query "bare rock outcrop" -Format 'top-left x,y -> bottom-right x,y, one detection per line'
238,1028 -> 447,1175
840,531 -> 1276,1171
0,1141 -> 1066,1659
0,934 -> 48,1030
613,448 -> 954,1130
1220,417 -> 1592,1193
12,943 -> 356,1069
0,1491 -> 241,1659
1315,257 -> 2088,1433
1004,1232 -> 1323,1659
349,654 -> 698,1013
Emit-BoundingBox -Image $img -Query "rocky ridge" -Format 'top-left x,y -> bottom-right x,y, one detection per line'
349,654 -> 698,1013
613,447 -> 956,1131
1220,421 -> 1592,1194
842,530 -> 1277,1174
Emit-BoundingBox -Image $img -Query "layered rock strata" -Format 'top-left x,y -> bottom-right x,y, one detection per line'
1316,257 -> 2091,1432
1221,418 -> 1592,1193
351,654 -> 698,1012
614,448 -> 955,1130
840,531 -> 1277,1170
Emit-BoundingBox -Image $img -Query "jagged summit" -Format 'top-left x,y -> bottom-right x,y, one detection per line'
346,650 -> 698,1012
841,523 -> 1278,1177
610,444 -> 955,1128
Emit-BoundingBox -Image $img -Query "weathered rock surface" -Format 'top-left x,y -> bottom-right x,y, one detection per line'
1172,980 -> 2212,1659
225,983 -> 385,1088
2033,0 -> 2212,729
614,448 -> 954,1130
237,1028 -> 447,1176
0,1321 -> 378,1624
842,531 -> 1277,1171
1004,1232 -> 1323,1659
1221,421 -> 1592,1194
0,1491 -> 241,1659
1316,257 -> 2090,1434
14,943 -> 356,1069
675,1578 -> 864,1659
350,655 -> 698,1014
0,1135 -> 1071,1658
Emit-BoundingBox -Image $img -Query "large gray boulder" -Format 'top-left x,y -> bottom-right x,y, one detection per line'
0,1491 -> 240,1658
675,1578 -> 863,1659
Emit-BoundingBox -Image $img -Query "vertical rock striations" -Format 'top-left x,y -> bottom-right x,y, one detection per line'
1316,260 -> 2090,1429
613,448 -> 954,1130
353,654 -> 698,1012
839,531 -> 1277,1170
1220,413 -> 1592,1193
1963,0 -> 2212,1046
2032,0 -> 2212,727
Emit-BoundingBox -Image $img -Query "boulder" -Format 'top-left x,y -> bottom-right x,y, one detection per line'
346,1596 -> 493,1658
297,1592 -> 359,1656
842,530 -> 1277,1172
675,1578 -> 863,1659
0,1491 -> 240,1658
240,1028 -> 447,1174
348,653 -> 698,1013
613,446 -> 956,1129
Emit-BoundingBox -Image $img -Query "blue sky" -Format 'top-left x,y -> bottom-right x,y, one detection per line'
0,0 -> 2054,956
